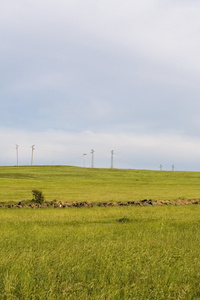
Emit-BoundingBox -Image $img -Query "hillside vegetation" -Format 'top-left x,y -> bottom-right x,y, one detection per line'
1,166 -> 200,298
1,206 -> 200,299
0,165 -> 200,203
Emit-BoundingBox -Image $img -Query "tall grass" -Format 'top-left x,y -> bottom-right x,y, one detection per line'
1,165 -> 200,203
0,206 -> 200,299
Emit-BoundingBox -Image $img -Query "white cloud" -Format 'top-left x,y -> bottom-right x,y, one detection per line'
1,0 -> 200,169
2,0 -> 200,76
1,128 -> 200,171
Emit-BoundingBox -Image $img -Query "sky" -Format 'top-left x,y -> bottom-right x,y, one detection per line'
1,0 -> 200,170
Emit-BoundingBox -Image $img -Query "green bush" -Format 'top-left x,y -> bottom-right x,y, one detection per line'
32,189 -> 45,204
116,217 -> 130,223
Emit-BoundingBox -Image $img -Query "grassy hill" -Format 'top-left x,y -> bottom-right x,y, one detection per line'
1,206 -> 200,299
1,166 -> 200,298
1,165 -> 200,203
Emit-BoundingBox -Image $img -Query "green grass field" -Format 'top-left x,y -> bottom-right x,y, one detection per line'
1,166 -> 200,299
0,206 -> 200,299
1,165 -> 200,203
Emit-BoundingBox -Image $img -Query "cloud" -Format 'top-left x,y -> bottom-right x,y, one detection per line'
2,0 -> 200,88
1,128 -> 200,171
1,0 -> 200,169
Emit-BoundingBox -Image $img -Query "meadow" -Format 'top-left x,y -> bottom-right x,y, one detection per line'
1,165 -> 200,203
0,206 -> 200,299
1,166 -> 200,299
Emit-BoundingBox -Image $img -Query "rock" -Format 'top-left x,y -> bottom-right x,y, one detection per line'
151,201 -> 158,206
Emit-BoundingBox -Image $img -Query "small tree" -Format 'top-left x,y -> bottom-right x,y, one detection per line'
32,189 -> 45,204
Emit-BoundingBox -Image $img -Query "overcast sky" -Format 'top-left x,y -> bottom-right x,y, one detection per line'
1,0 -> 200,170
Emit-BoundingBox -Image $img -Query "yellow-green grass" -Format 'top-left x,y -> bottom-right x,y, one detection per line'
1,165 -> 200,203
0,206 -> 200,299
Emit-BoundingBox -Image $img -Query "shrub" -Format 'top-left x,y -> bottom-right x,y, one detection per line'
32,189 -> 45,204
116,217 -> 130,223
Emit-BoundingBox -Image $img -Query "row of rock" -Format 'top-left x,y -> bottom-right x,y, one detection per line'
0,198 -> 200,208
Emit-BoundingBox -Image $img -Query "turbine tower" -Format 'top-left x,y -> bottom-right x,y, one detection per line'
91,149 -> 94,168
16,144 -> 19,166
31,145 -> 35,166
111,150 -> 114,168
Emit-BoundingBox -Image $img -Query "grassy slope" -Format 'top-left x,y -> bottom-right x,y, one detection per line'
1,165 -> 200,203
0,206 -> 200,299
